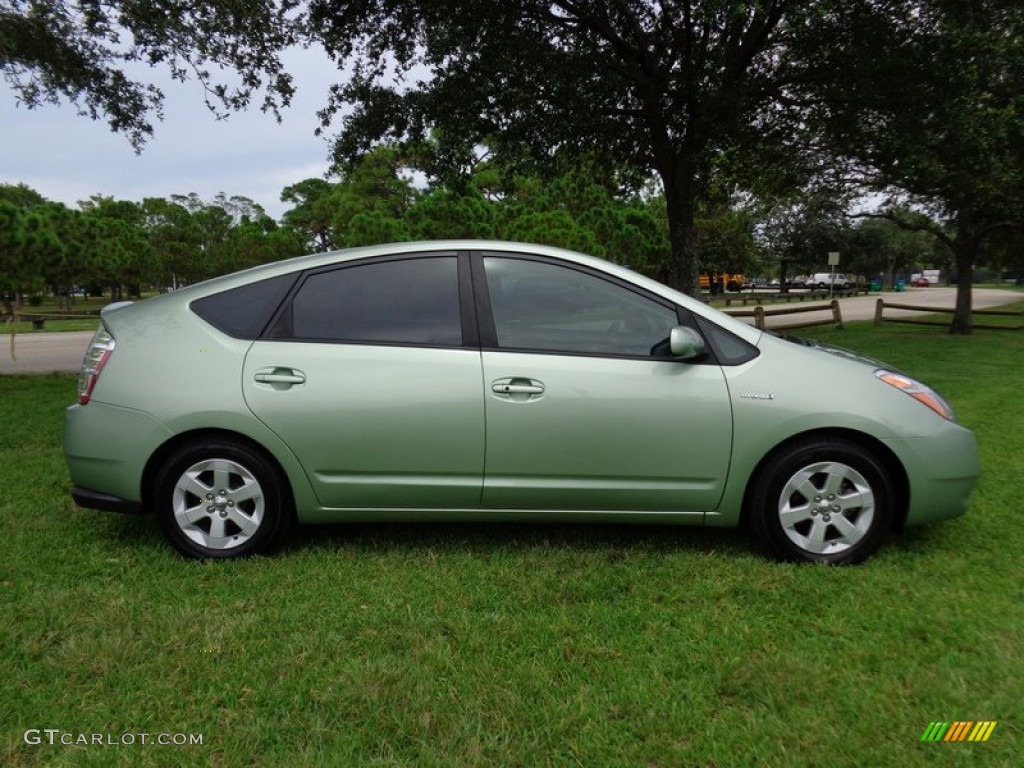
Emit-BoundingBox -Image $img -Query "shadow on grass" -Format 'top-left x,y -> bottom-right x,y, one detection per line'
91,503 -> 965,564
82,498 -> 965,566
94,509 -> 764,561
283,519 -> 763,560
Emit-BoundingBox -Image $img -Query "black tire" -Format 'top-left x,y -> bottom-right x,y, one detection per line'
748,437 -> 892,565
154,439 -> 294,559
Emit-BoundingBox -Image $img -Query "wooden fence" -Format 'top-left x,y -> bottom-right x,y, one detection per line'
873,300 -> 1023,330
724,300 -> 844,331
4,309 -> 101,330
713,286 -> 868,308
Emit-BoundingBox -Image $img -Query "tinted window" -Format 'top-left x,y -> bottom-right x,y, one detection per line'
191,273 -> 297,339
289,257 -> 462,345
483,257 -> 678,357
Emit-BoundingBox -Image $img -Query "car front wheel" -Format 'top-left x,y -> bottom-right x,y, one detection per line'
749,438 -> 892,564
154,440 -> 293,559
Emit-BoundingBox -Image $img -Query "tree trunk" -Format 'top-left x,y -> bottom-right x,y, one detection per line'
950,239 -> 974,335
659,163 -> 702,297
948,210 -> 979,334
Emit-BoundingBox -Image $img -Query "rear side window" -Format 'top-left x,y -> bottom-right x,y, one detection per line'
191,273 -> 297,339
284,257 -> 462,345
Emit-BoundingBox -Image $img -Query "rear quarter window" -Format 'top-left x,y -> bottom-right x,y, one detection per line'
190,273 -> 298,339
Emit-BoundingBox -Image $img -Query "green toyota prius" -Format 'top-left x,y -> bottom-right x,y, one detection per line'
63,240 -> 979,564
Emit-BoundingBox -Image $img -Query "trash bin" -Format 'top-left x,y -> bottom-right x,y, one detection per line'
869,278 -> 882,292
895,280 -> 906,292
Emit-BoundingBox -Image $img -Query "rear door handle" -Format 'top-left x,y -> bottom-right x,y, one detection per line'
491,377 -> 545,400
254,367 -> 306,387
492,382 -> 544,395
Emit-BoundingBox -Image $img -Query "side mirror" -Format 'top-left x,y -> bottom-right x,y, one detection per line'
669,326 -> 706,360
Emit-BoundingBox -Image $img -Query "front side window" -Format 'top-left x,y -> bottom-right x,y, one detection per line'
483,257 -> 678,357
287,257 -> 462,345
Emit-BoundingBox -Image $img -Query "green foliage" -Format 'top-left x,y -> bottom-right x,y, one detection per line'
281,178 -> 337,252
845,216 -> 942,286
276,157 -> 671,272
0,182 -> 46,210
0,0 -> 300,150
404,188 -> 496,240
808,0 -> 1024,331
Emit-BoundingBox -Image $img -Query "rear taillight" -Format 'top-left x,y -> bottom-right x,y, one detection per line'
78,327 -> 115,405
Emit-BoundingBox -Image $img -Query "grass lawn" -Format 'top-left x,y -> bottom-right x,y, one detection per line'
2,317 -> 1022,767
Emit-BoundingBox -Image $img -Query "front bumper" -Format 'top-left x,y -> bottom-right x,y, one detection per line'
886,422 -> 981,526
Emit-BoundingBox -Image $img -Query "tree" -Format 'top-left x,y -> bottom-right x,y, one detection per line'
72,198 -> 154,299
846,215 -> 939,289
0,0 -> 300,150
756,193 -> 850,290
142,197 -> 204,288
0,183 -> 47,311
0,182 -> 46,210
311,1 -> 851,295
280,178 -> 338,252
0,196 -> 68,308
3,2 -> 854,295
807,0 -> 1024,332
0,200 -> 26,313
9,1 -> 1023,316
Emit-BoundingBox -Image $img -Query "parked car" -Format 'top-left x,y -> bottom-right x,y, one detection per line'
65,240 -> 979,564
810,272 -> 848,289
911,277 -> 931,287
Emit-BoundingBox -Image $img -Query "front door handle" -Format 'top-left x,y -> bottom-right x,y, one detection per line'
491,377 -> 545,400
254,367 -> 306,388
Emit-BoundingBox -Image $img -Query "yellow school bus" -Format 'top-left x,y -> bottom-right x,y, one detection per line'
700,272 -> 746,292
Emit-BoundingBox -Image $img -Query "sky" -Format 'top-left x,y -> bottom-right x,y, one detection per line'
0,46 -> 344,221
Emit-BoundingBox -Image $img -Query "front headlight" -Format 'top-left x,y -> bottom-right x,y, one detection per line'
874,370 -> 955,421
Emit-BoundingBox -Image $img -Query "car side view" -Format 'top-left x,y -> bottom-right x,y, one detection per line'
64,241 -> 980,564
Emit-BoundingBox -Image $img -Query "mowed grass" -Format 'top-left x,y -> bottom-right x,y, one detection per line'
2,315 -> 1023,767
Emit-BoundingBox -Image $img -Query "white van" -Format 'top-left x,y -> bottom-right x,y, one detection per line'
810,272 -> 848,288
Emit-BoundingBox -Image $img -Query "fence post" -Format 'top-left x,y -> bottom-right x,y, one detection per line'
874,298 -> 885,326
830,299 -> 844,330
754,305 -> 765,330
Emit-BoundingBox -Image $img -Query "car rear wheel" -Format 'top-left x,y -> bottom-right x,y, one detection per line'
154,440 -> 293,559
749,438 -> 892,564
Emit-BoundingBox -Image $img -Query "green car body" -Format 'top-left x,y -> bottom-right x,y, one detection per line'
64,240 -> 979,563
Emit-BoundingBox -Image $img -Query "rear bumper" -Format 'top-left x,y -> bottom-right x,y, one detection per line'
71,486 -> 144,515
64,401 -> 172,506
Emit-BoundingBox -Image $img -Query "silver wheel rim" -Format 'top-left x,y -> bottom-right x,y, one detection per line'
777,461 -> 875,555
172,458 -> 265,550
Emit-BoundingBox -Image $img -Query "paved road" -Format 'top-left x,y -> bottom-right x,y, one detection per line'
1,331 -> 96,375
1,287 -> 1019,375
